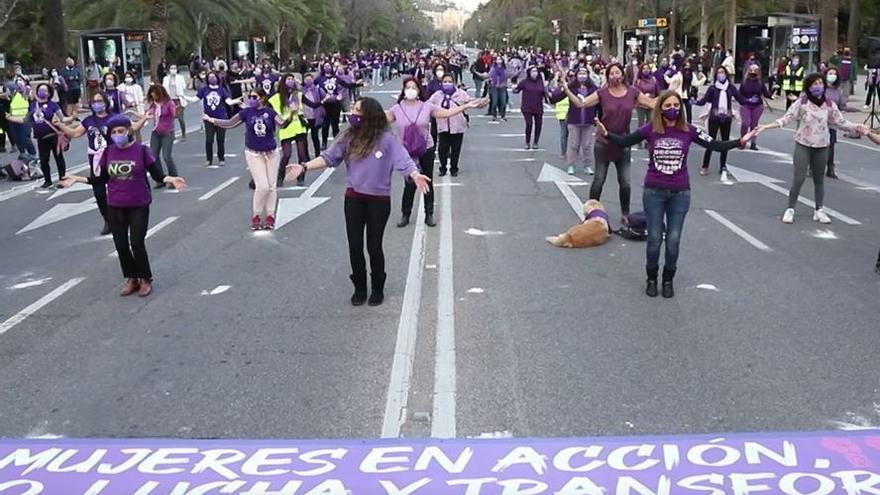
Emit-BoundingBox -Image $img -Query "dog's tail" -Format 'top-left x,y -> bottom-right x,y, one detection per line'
545,235 -> 566,247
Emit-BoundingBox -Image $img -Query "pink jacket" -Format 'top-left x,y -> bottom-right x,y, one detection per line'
428,89 -> 472,134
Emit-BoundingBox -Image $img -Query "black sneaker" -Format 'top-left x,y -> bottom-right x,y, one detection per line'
450,169 -> 459,177
646,280 -> 658,298
40,180 -> 53,189
662,281 -> 675,299
439,169 -> 447,177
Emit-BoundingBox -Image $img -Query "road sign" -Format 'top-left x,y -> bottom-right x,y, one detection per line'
638,17 -> 668,28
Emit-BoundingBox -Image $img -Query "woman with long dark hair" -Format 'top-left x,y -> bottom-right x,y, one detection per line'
145,84 -> 179,188
285,97 -> 432,306
597,91 -> 757,298
550,66 -> 598,175
269,73 -> 310,186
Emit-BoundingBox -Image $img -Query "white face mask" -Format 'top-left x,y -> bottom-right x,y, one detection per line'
435,70 -> 445,78
404,88 -> 419,100
169,68 -> 178,75
125,77 -> 134,84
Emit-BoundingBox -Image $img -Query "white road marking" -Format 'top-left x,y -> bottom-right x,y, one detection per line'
466,287 -> 484,294
302,168 -> 334,198
433,175 -> 456,439
464,228 -> 504,236
47,182 -> 92,201
810,229 -> 839,240
108,216 -> 180,257
695,284 -> 721,292
198,177 -> 240,201
762,181 -> 862,225
201,285 -> 231,296
0,162 -> 89,203
704,210 -> 773,252
16,198 -> 98,235
493,133 -> 526,137
0,278 -> 85,337
382,196 -> 427,438
8,278 -> 53,290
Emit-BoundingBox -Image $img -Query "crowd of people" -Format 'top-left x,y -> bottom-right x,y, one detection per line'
2,41 -> 879,301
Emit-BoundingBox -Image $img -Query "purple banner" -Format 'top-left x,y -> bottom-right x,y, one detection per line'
2,430 -> 880,494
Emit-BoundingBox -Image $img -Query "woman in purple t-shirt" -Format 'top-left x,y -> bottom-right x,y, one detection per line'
145,85 -> 179,188
6,82 -> 72,188
387,77 -> 486,228
59,115 -> 187,298
564,63 -> 656,222
285,97 -> 431,307
596,91 -> 756,299
204,88 -> 293,231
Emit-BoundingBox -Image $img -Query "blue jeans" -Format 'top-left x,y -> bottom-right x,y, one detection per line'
490,87 -> 508,119
559,119 -> 568,155
11,122 -> 36,157
643,187 -> 691,272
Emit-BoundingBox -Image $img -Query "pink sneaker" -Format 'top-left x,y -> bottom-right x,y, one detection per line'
263,215 -> 275,230
251,215 -> 262,231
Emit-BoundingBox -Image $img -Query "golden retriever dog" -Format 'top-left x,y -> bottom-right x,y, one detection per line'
546,199 -> 611,248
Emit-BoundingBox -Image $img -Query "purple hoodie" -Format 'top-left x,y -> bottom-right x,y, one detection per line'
513,77 -> 548,114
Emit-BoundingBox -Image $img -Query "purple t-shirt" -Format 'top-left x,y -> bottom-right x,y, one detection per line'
198,85 -> 230,119
240,106 -> 279,152
29,100 -> 62,139
256,75 -> 278,96
596,86 -> 640,160
150,100 -> 177,135
390,101 -> 439,150
320,131 -> 418,197
97,143 -> 158,208
638,123 -> 706,191
81,113 -> 112,155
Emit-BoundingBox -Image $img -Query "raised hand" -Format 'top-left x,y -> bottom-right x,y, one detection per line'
594,117 -> 608,137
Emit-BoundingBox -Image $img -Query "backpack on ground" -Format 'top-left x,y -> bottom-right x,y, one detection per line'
615,211 -> 647,241
3,156 -> 42,182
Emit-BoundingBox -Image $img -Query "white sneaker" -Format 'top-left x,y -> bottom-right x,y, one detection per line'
782,208 -> 795,224
813,208 -> 832,224
720,170 -> 729,182
566,166 -> 575,175
584,166 -> 594,176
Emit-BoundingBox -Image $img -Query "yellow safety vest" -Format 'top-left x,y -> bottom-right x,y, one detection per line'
268,93 -> 307,140
10,93 -> 29,117
782,65 -> 804,92
555,96 -> 569,121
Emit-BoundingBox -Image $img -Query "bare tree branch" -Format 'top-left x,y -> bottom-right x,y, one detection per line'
0,0 -> 21,29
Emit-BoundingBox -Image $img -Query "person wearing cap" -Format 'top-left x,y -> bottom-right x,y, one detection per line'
59,115 -> 187,298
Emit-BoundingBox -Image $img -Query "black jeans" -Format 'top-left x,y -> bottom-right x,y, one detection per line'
401,147 -> 435,216
37,134 -> 66,181
108,205 -> 152,280
307,118 -> 321,158
702,117 -> 731,172
278,135 -> 309,184
344,196 -> 391,278
590,142 -> 632,216
88,155 -> 108,221
204,121 -> 226,163
523,112 -> 543,145
437,132 -> 464,173
321,102 -> 342,147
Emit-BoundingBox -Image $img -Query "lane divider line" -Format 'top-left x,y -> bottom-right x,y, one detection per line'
0,278 -> 85,337
432,175 -> 457,439
704,209 -> 773,252
198,177 -> 240,201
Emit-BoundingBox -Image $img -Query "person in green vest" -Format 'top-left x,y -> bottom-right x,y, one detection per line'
782,55 -> 805,109
549,71 -> 572,161
269,73 -> 310,187
8,77 -> 37,158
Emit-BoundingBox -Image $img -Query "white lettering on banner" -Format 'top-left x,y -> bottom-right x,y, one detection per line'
743,442 -> 798,467
292,449 -> 347,477
379,477 -> 432,495
46,449 -> 108,473
0,449 -> 62,476
779,473 -> 835,495
138,449 -> 200,475
616,475 -> 670,495
413,447 -> 473,474
492,447 -> 549,475
360,447 -> 414,474
661,445 -> 680,471
834,470 -> 880,494
499,478 -> 549,495
687,442 -> 742,468
607,446 -> 660,471
0,480 -> 43,494
553,447 -> 605,472
241,449 -> 300,476
239,481 -> 303,495
446,478 -> 498,495
97,449 -> 151,474
82,480 -> 110,495
191,449 -> 247,480
729,472 -> 775,494
132,481 -> 160,495
554,476 -> 606,495
676,474 -> 726,494
168,481 -> 246,494
300,479 -> 348,495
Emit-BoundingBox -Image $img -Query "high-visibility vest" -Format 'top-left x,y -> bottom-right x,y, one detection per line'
555,96 -> 569,121
268,93 -> 306,139
782,65 -> 804,92
10,93 -> 29,117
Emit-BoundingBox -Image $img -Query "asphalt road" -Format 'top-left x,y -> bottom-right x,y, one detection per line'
1,76 -> 880,446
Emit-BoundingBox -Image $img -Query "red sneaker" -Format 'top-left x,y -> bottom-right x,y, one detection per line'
263,215 -> 275,230
251,215 -> 262,231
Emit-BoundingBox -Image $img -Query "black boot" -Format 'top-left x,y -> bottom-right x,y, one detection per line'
368,272 -> 386,306
646,266 -> 659,298
875,250 -> 880,274
350,273 -> 368,306
396,214 -> 410,228
661,267 -> 676,299
100,221 -> 110,236
826,164 -> 838,179
425,212 -> 436,227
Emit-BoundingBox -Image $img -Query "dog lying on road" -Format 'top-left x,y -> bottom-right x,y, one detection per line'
546,199 -> 611,248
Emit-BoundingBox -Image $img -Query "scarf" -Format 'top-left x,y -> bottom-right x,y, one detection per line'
715,79 -> 730,116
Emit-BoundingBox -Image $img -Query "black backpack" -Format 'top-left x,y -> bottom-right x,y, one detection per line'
615,211 -> 647,241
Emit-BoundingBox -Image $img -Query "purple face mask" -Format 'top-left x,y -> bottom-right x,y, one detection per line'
208,76 -> 218,85
36,88 -> 50,100
348,114 -> 362,127
661,107 -> 681,121
576,75 -> 588,83
285,79 -> 297,89
809,86 -> 825,98
247,97 -> 259,108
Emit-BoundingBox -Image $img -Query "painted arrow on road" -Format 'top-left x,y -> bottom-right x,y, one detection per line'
274,167 -> 335,230
48,182 -> 93,201
537,163 -> 589,221
16,198 -> 97,235
726,165 -> 861,225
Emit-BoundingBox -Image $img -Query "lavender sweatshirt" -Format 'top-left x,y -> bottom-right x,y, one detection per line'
320,131 -> 418,197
